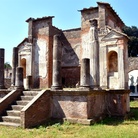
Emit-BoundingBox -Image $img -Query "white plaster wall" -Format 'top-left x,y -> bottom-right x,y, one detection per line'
18,43 -> 32,76
34,38 -> 48,78
82,33 -> 90,59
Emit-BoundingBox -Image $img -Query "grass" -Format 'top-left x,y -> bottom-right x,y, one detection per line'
0,101 -> 138,138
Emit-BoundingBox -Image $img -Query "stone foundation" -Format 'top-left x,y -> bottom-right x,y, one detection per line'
51,89 -> 130,124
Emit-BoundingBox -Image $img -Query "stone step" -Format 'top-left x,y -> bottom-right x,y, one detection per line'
11,105 -> 24,111
6,110 -> 20,117
0,122 -> 20,127
1,116 -> 20,124
15,100 -> 29,106
22,91 -> 39,96
20,96 -> 34,101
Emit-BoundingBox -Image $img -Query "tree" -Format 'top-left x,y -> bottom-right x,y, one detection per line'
4,62 -> 12,70
123,26 -> 138,57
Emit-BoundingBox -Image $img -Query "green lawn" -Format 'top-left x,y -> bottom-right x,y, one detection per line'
0,101 -> 138,138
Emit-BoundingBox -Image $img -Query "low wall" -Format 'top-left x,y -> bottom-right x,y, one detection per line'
0,90 -> 11,99
106,90 -> 130,116
51,89 -> 130,124
0,90 -> 21,115
21,90 -> 51,128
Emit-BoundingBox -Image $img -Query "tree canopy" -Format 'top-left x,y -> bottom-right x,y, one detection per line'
4,62 -> 12,69
123,26 -> 138,57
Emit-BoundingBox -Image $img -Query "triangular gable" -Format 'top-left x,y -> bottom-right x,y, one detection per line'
17,38 -> 31,55
17,38 -> 28,48
101,30 -> 128,41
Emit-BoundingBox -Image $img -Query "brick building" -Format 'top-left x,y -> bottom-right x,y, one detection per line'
17,2 -> 128,89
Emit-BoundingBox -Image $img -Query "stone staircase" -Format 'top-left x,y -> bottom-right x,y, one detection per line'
0,91 -> 39,127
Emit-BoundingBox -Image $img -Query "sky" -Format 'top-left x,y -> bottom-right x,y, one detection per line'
0,0 -> 138,64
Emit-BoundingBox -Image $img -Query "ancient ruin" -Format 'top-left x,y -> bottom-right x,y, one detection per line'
0,2 -> 130,128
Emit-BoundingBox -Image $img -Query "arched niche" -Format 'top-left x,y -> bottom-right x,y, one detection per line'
20,58 -> 26,78
107,51 -> 118,72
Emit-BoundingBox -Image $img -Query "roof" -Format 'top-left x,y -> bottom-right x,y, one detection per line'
79,2 -> 124,26
97,2 -> 124,25
78,7 -> 98,12
101,28 -> 129,41
17,38 -> 28,47
62,28 -> 81,32
26,16 -> 54,22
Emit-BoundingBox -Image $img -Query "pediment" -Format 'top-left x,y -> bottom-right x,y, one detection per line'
101,30 -> 127,41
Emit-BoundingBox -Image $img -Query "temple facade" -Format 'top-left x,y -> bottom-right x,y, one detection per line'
16,2 -> 128,89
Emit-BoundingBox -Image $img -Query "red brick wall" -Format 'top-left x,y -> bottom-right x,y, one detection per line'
62,66 -> 80,87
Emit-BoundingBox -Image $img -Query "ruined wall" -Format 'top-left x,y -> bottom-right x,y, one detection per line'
81,8 -> 98,59
32,18 -> 53,88
51,90 -> 129,121
61,28 -> 81,66
105,7 -> 123,31
62,67 -> 80,87
60,28 -> 81,87
97,2 -> 124,31
81,8 -> 98,30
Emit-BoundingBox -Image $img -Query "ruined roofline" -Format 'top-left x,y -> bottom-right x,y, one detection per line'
79,2 -> 124,26
17,38 -> 28,47
62,27 -> 81,32
97,1 -> 124,26
53,26 -> 62,32
78,7 -> 98,12
26,16 -> 54,22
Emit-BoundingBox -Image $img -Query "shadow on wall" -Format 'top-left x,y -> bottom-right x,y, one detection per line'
60,33 -> 80,87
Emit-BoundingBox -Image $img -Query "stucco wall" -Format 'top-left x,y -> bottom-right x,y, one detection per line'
61,28 -> 81,67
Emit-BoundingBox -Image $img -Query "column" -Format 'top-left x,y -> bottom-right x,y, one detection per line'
89,19 -> 100,89
100,46 -> 108,89
51,34 -> 62,90
26,75 -> 32,90
11,47 -> 18,86
15,67 -> 23,89
80,58 -> 90,88
118,47 -> 125,88
0,49 -> 5,89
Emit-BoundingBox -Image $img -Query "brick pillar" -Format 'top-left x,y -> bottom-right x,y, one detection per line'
51,34 -> 62,90
15,67 -> 23,89
0,49 -> 5,89
80,58 -> 90,88
11,47 -> 18,86
89,19 -> 100,89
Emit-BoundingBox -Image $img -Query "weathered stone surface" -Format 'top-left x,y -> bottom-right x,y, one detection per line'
80,58 -> 90,88
0,49 -> 5,89
51,90 -> 130,121
11,47 -> 18,87
51,34 -> 62,90
16,2 -> 128,90
15,67 -> 23,89
21,90 -> 51,128
89,19 -> 99,88
62,67 -> 80,87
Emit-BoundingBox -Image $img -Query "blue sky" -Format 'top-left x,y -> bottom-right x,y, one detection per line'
0,0 -> 138,64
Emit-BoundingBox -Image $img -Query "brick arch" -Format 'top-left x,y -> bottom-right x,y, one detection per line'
128,57 -> 138,72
